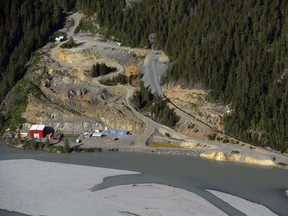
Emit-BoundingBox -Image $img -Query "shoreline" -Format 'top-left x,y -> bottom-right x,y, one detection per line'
4,137 -> 288,170
117,147 -> 288,169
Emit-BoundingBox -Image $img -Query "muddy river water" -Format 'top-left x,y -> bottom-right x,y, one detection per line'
0,138 -> 287,216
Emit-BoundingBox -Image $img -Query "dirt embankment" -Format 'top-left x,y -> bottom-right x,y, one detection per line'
56,48 -> 100,65
163,85 -> 228,140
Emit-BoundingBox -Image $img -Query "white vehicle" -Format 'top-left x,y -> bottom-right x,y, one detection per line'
84,132 -> 92,138
92,132 -> 103,137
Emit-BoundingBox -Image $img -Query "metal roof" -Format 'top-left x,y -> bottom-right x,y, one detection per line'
30,125 -> 45,131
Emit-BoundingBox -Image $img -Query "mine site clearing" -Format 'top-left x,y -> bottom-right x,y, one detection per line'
14,12 -> 287,167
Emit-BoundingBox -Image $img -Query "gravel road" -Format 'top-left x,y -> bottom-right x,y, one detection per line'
142,52 -> 168,96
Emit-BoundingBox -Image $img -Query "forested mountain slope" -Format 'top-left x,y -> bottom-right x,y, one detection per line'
76,0 -> 288,152
0,0 -> 74,100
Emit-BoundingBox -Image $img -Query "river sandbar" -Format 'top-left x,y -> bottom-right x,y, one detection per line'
0,159 -> 228,216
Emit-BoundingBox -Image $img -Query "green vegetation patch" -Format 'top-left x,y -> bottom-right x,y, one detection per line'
60,37 -> 77,49
62,135 -> 79,141
188,122 -> 195,129
208,133 -> 217,140
3,79 -> 43,131
65,17 -> 75,28
44,144 -> 64,153
90,63 -> 117,77
131,82 -> 180,128
75,147 -> 103,153
0,49 -> 45,132
74,17 -> 97,34
19,140 -> 64,153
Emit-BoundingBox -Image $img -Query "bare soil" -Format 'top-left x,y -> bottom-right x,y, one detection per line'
163,85 -> 228,140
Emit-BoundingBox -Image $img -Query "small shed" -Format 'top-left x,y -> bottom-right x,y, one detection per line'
29,125 -> 46,139
55,36 -> 64,42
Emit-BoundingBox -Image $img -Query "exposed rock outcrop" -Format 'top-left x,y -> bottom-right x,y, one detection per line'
244,155 -> 276,167
200,151 -> 277,167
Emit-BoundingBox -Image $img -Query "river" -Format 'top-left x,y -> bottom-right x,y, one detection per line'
0,138 -> 287,216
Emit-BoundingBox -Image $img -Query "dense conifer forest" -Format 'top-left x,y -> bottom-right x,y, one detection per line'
76,0 -> 288,152
1,0 -> 287,152
0,0 -> 74,101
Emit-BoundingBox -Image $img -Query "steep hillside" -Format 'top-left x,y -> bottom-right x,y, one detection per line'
0,0 -> 75,101
75,0 -> 288,153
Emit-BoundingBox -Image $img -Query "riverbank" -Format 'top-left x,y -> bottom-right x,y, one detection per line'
4,136 -> 288,170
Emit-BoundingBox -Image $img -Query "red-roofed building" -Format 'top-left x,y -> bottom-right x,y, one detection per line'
29,125 -> 46,139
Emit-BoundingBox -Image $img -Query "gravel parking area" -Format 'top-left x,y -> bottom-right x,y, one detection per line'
77,134 -> 137,149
